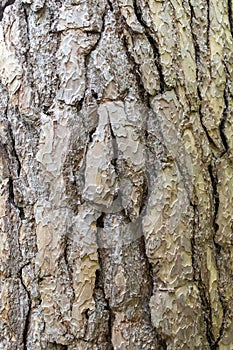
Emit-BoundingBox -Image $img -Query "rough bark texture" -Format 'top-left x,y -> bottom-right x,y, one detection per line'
0,0 -> 233,349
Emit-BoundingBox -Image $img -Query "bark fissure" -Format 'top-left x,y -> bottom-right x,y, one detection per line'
197,88 -> 218,151
190,162 -> 228,349
7,122 -> 21,177
208,163 -> 219,234
206,0 -> 210,50
63,234 -> 75,307
188,0 -> 201,84
75,97 -> 84,115
190,204 -> 216,349
19,265 -> 31,350
108,114 -> 118,172
95,269 -> 114,350
227,0 -> 233,37
96,214 -> 114,349
212,290 -> 227,348
107,0 -> 114,12
118,11 -> 151,106
0,0 -> 15,20
208,163 -> 227,348
219,80 -> 230,154
133,0 -> 165,94
8,178 -> 25,220
122,34 -> 150,105
188,2 -> 218,153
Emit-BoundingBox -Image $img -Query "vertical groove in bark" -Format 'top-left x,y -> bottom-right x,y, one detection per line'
20,265 -> 31,350
96,214 -> 114,350
206,0 -> 211,50
190,203 -> 214,349
228,0 -> 233,37
132,0 -> 165,94
220,80 -> 230,154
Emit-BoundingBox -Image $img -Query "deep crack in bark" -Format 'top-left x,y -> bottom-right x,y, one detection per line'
208,163 -> 219,233
19,265 -> 31,350
133,0 -> 165,94
219,80 -> 230,154
206,0 -> 210,51
96,213 -> 114,350
208,162 -> 227,348
8,123 -> 21,177
227,0 -> 233,37
190,203 -> 216,349
197,88 -> 219,151
0,0 -> 15,20
8,178 -> 25,220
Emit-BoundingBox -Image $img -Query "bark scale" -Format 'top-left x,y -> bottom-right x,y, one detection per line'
0,0 -> 233,349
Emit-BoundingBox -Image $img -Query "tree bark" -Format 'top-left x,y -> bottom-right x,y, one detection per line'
0,0 -> 233,349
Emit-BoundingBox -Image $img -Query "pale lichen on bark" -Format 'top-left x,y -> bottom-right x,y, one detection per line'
0,0 -> 233,349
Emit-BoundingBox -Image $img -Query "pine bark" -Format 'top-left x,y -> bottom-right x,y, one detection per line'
0,0 -> 233,349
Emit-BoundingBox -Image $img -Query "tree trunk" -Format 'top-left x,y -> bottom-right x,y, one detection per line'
0,0 -> 233,349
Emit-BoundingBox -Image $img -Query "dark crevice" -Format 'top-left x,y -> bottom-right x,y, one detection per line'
0,0 -> 16,20
211,262 -> 228,348
94,269 -> 114,350
208,164 -> 227,347
190,203 -> 216,349
88,126 -> 97,143
190,189 -> 226,349
115,3 -> 150,104
83,308 -> 90,340
190,203 -> 198,281
133,0 -> 165,93
96,212 -> 105,229
107,0 -> 114,12
91,89 -> 98,100
188,0 -> 218,152
227,0 -> 233,37
19,265 -> 31,350
139,175 -> 149,215
8,123 -> 21,177
207,0 -> 210,50
22,5 -> 30,59
145,33 -> 165,94
188,0 -> 201,83
208,163 -> 219,233
212,289 -> 227,348
63,235 -> 72,274
76,97 -> 84,114
108,117 -> 118,172
8,178 -> 25,220
219,82 -> 229,155
200,282 -> 215,349
95,215 -> 114,349
122,34 -> 150,106
63,235 -> 75,308
197,88 -> 219,151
